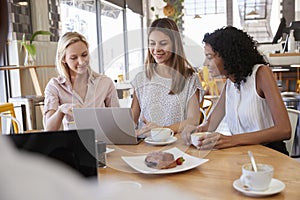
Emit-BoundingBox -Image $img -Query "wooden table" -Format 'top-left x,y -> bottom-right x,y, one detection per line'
99,137 -> 300,199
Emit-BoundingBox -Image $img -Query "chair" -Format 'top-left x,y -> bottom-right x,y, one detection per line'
286,108 -> 300,156
0,103 -> 22,134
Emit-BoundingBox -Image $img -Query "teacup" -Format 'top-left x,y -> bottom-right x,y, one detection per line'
151,128 -> 174,142
240,163 -> 273,191
190,132 -> 211,148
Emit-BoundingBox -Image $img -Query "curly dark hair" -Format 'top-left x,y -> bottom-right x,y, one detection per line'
203,26 -> 267,89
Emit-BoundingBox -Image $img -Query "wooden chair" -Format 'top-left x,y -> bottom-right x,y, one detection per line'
0,103 -> 22,134
286,108 -> 300,156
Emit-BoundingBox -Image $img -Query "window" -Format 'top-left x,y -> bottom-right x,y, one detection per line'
101,2 -> 125,81
185,0 -> 225,16
59,0 -> 145,82
183,0 -> 227,68
126,9 -> 144,81
183,0 -> 227,45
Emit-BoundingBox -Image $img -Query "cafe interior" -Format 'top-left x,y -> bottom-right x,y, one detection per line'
1,0 -> 300,199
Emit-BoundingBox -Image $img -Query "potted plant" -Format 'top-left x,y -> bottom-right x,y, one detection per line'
21,30 -> 52,66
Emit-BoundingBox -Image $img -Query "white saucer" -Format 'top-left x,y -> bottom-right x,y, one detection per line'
106,148 -> 115,154
233,178 -> 285,197
144,136 -> 177,145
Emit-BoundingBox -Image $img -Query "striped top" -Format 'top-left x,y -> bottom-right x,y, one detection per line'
225,64 -> 274,134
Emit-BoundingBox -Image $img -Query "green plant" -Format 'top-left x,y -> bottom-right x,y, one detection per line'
21,30 -> 52,56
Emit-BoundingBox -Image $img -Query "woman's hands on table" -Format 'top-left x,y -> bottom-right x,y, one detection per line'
136,116 -> 160,136
181,125 -> 235,150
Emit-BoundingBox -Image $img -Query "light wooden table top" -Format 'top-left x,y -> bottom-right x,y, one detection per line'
99,137 -> 300,199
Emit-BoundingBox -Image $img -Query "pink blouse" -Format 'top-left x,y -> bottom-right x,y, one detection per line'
44,71 -> 120,129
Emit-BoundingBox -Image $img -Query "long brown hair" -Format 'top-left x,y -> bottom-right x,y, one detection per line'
145,18 -> 195,94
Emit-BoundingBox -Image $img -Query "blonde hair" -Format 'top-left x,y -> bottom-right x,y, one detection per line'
56,32 -> 91,80
145,18 -> 195,94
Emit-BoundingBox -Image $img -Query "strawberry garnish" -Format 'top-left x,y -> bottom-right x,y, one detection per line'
176,157 -> 185,165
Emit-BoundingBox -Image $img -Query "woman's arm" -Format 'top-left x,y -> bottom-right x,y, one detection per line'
131,92 -> 141,125
229,65 -> 291,145
44,103 -> 77,131
200,83 -> 226,132
44,109 -> 64,131
202,65 -> 291,150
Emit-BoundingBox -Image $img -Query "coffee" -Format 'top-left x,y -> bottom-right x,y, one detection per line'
240,163 -> 273,191
151,128 -> 174,142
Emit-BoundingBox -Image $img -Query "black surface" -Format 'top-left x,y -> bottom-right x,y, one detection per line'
4,129 -> 98,178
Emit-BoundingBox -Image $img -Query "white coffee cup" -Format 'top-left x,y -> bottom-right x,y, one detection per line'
240,163 -> 273,191
190,132 -> 211,148
151,128 -> 174,142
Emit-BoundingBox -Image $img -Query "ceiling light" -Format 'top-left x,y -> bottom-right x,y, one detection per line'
194,14 -> 201,19
246,10 -> 259,18
17,1 -> 28,6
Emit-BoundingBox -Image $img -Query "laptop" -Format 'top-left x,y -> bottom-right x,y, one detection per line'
73,107 -> 142,145
5,129 -> 98,178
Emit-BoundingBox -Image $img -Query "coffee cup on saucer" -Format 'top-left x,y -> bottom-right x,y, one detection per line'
190,132 -> 211,148
240,163 -> 274,191
150,128 -> 174,142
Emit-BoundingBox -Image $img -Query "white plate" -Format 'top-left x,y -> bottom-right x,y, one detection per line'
121,147 -> 209,174
233,178 -> 285,197
144,136 -> 177,145
106,148 -> 115,154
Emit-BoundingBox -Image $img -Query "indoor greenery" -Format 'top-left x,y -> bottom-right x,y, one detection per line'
21,30 -> 52,57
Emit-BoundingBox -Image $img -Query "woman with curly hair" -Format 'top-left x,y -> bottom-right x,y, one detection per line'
131,18 -> 203,136
182,26 -> 291,154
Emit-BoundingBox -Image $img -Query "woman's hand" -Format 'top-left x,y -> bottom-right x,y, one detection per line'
136,116 -> 160,136
181,124 -> 199,145
181,124 -> 236,150
192,132 -> 220,150
192,133 -> 236,150
58,103 -> 81,117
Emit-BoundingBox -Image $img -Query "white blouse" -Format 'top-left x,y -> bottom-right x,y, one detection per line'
131,70 -> 202,128
225,64 -> 274,134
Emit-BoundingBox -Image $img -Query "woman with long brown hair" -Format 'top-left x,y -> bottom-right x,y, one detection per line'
131,18 -> 203,136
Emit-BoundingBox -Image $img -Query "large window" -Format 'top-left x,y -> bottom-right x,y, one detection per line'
183,0 -> 227,68
185,0 -> 225,16
101,2 -> 126,81
126,9 -> 144,81
184,0 -> 227,46
59,0 -> 145,82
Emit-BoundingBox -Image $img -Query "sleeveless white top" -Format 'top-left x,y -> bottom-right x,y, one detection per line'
131,70 -> 202,128
225,64 -> 274,134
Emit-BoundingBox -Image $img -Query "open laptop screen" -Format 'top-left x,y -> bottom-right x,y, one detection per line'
4,129 -> 98,178
73,107 -> 142,145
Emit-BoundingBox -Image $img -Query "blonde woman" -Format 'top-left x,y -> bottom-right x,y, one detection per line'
131,18 -> 203,136
44,32 -> 119,130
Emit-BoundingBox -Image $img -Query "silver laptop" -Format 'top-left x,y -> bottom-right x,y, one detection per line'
73,107 -> 142,145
